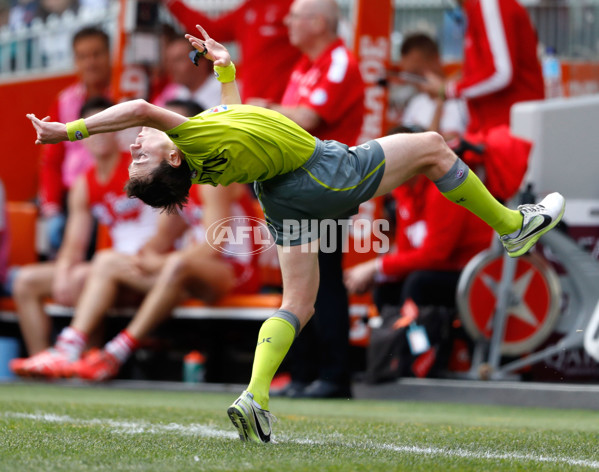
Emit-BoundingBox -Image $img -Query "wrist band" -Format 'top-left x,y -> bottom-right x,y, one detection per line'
214,62 -> 236,83
66,119 -> 89,141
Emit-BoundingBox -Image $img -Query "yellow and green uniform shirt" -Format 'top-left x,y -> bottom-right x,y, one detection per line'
166,104 -> 316,186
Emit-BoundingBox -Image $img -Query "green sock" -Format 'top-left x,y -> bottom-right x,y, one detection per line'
436,160 -> 522,236
247,314 -> 297,409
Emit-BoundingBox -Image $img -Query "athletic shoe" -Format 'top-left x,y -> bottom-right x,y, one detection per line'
9,348 -> 75,378
72,348 -> 120,381
500,192 -> 565,258
227,390 -> 276,443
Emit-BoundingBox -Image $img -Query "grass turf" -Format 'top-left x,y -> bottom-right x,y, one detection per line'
1,382 -> 598,471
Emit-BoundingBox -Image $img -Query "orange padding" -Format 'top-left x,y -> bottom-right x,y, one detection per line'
7,201 -> 38,266
0,297 -> 16,312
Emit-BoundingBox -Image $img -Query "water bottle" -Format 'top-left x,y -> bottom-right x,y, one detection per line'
183,350 -> 206,383
542,46 -> 562,99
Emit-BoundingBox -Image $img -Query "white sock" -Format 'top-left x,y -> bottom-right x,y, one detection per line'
55,327 -> 87,361
104,330 -> 139,364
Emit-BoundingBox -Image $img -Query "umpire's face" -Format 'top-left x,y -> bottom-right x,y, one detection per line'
128,127 -> 182,180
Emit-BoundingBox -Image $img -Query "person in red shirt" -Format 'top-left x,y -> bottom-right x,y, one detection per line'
247,0 -> 364,400
11,97 -> 159,359
248,0 -> 364,145
344,175 -> 493,309
162,0 -> 300,103
39,26 -> 112,255
12,99 -> 261,380
422,0 -> 544,134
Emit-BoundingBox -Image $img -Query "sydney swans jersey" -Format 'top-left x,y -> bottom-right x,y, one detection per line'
86,153 -> 159,254
166,104 -> 316,186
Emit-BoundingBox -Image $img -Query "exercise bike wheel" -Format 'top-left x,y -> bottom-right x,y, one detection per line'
457,249 -> 561,356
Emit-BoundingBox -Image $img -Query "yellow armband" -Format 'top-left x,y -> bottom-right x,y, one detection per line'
66,119 -> 89,141
214,62 -> 236,83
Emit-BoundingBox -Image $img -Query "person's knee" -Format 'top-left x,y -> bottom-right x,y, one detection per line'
92,250 -> 126,277
422,131 -> 451,159
161,252 -> 190,285
420,131 -> 456,177
13,267 -> 44,299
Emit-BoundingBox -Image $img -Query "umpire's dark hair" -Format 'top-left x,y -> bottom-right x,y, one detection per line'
164,98 -> 205,117
72,25 -> 110,50
124,158 -> 193,214
79,96 -> 114,118
400,32 -> 439,58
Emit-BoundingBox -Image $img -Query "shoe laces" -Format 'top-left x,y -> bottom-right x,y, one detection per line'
519,204 -> 544,214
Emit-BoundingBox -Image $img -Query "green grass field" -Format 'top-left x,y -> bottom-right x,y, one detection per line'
1,382 -> 598,471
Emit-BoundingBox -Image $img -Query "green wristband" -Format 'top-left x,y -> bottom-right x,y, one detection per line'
213,62 -> 236,83
66,119 -> 90,141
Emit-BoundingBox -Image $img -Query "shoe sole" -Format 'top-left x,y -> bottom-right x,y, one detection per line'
227,406 -> 249,442
508,202 -> 565,258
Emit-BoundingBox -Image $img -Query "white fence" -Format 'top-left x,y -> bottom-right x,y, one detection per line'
0,0 -> 598,80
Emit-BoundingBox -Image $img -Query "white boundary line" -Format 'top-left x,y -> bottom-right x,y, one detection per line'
4,412 -> 599,469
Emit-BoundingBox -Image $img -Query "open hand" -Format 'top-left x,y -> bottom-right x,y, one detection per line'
185,25 -> 231,67
27,113 -> 67,144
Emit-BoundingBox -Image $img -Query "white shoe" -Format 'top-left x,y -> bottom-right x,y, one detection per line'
500,192 -> 565,257
227,390 -> 276,443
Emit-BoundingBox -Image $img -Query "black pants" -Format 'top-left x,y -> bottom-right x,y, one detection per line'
373,270 -> 462,314
287,230 -> 350,385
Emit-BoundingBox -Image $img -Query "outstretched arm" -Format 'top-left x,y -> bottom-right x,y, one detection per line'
186,25 -> 241,105
27,100 -> 188,145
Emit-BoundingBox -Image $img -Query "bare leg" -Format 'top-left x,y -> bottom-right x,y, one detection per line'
126,247 -> 235,340
245,240 -> 320,408
373,131 -> 456,197
277,239 -> 321,328
71,250 -> 155,336
372,131 -> 523,236
12,263 -> 56,355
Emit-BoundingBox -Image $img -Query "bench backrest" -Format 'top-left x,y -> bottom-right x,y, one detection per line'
6,201 -> 37,266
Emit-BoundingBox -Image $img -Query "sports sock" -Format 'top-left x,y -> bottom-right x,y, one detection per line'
247,311 -> 299,410
105,330 -> 140,364
435,158 -> 523,236
55,327 -> 87,361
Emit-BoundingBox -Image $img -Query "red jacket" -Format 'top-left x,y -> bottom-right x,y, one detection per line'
281,39 -> 365,145
166,0 -> 301,102
379,176 -> 493,279
446,0 -> 544,133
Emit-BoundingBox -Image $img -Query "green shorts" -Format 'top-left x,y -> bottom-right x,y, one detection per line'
255,138 -> 386,246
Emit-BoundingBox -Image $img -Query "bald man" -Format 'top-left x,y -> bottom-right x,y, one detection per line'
248,0 -> 363,144
247,0 -> 364,401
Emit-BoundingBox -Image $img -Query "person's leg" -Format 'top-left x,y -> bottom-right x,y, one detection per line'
76,246 -> 236,381
12,263 -> 56,355
126,247 -> 235,341
306,232 -> 351,397
228,239 -> 320,443
70,250 -> 152,338
399,270 -> 461,308
10,261 -> 90,376
372,281 -> 404,314
373,132 -> 522,236
245,239 -> 320,409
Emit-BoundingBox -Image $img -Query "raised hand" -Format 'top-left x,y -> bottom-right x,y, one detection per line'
27,113 -> 67,144
185,25 -> 232,67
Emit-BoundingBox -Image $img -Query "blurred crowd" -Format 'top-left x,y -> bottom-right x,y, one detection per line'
1,0 -> 551,392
